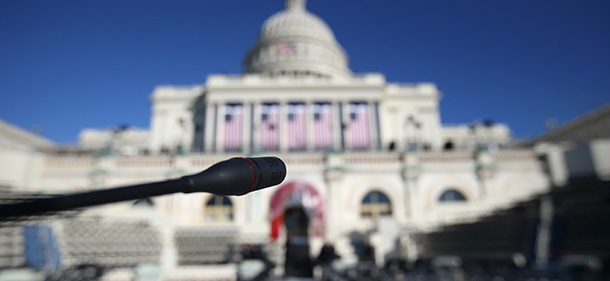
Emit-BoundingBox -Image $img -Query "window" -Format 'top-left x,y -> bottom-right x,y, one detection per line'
203,196 -> 233,222
360,191 -> 392,220
439,190 -> 467,202
131,198 -> 154,208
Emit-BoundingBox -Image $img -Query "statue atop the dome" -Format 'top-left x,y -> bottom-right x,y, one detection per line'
285,0 -> 306,10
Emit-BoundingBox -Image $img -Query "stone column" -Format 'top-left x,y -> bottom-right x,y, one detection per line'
323,159 -> 344,240
401,154 -> 421,261
306,101 -> 315,151
368,101 -> 379,151
216,103 -> 226,153
280,101 -> 288,152
204,102 -> 217,153
475,151 -> 494,199
332,101 -> 343,151
243,102 -> 253,154
342,102 -> 350,150
252,102 -> 262,153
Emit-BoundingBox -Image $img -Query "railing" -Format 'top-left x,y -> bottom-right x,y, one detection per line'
491,150 -> 537,162
280,153 -> 325,165
116,156 -> 172,167
342,152 -> 400,164
40,149 -> 540,171
417,151 -> 473,163
45,156 -> 96,168
190,155 -> 229,167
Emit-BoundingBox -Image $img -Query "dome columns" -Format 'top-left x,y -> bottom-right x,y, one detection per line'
243,0 -> 352,79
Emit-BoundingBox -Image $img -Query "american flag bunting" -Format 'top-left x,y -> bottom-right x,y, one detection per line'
313,103 -> 333,150
224,104 -> 243,151
287,103 -> 307,150
346,102 -> 370,150
259,103 -> 280,151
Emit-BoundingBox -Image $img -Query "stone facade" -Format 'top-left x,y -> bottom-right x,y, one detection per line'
0,0 -> 551,270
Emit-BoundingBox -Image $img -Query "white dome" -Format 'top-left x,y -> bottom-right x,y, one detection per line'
261,1 -> 335,43
243,0 -> 351,79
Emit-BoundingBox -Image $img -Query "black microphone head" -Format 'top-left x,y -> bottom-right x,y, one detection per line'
183,156 -> 286,196
243,157 -> 286,193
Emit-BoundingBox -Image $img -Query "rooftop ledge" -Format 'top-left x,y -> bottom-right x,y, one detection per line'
205,73 -> 387,88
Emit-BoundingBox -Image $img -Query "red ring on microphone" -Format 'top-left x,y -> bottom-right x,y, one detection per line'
233,157 -> 257,195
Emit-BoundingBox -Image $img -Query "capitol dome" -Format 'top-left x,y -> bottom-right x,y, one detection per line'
243,0 -> 352,79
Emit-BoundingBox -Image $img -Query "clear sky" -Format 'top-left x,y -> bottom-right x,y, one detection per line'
1,0 -> 608,144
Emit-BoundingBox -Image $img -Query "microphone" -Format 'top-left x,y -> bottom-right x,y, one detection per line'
0,157 -> 286,219
183,157 -> 286,195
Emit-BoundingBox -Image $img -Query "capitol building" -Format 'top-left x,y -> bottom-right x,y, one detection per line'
1,0 -> 583,279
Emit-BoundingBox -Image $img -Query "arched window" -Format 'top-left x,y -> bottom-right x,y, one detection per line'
131,198 -> 154,208
360,191 -> 392,220
203,196 -> 233,222
439,190 -> 467,202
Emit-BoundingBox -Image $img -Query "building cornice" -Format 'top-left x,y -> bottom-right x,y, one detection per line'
206,73 -> 385,89
0,119 -> 55,149
536,102 -> 610,142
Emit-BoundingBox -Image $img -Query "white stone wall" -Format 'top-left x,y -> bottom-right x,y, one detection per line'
193,74 -> 390,153
440,123 -> 511,150
591,139 -> 610,180
0,123 -> 551,268
536,138 -> 610,184
143,74 -> 506,156
379,83 -> 442,151
0,149 -> 46,190
149,85 -> 202,153
0,119 -> 53,189
147,73 -> 489,155
78,128 -> 151,154
30,150 -> 548,234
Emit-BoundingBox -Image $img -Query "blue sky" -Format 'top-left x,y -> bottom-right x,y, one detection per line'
1,0 -> 608,144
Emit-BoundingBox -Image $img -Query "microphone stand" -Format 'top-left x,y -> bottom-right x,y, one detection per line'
0,157 -> 286,220
0,177 -> 188,219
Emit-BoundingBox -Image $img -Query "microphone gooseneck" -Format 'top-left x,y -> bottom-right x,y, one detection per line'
0,157 -> 286,219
